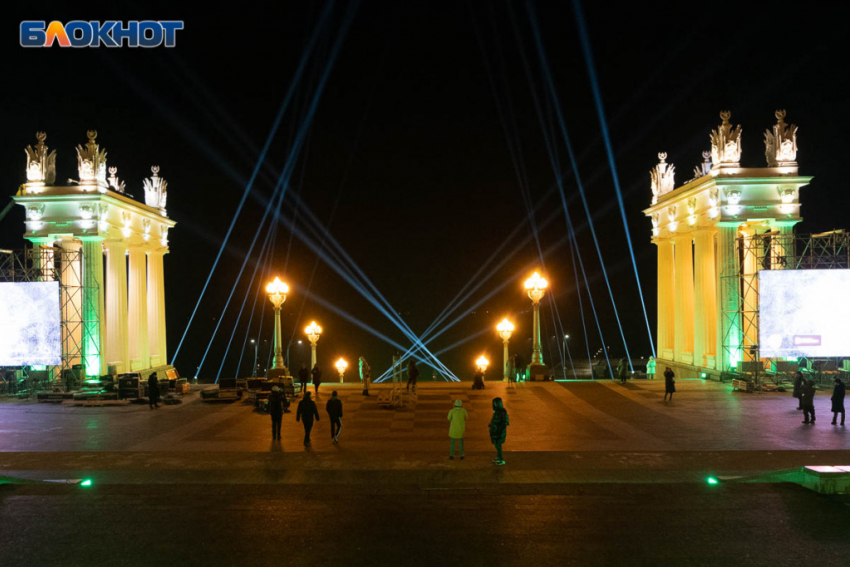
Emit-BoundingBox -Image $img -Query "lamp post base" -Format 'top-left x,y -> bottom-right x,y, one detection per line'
266,368 -> 295,396
527,363 -> 551,381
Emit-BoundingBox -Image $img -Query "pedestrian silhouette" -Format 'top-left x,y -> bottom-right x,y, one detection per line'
268,386 -> 284,441
489,397 -> 509,466
831,378 -> 845,426
311,363 -> 322,397
296,391 -> 320,446
326,390 -> 343,443
663,367 -> 675,401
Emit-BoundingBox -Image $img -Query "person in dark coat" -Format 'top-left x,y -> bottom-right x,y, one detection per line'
148,372 -> 160,409
298,363 -> 310,397
472,367 -> 485,390
663,367 -> 675,401
801,380 -> 816,424
326,390 -> 343,443
792,371 -> 805,410
268,386 -> 284,441
489,397 -> 509,465
296,391 -> 320,446
831,378 -> 845,426
618,359 -> 629,384
514,353 -> 526,383
406,360 -> 419,393
311,363 -> 322,397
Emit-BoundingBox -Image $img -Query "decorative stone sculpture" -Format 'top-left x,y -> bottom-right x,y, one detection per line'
143,166 -> 168,215
75,130 -> 108,190
693,151 -> 712,178
764,110 -> 798,167
650,152 -> 676,204
710,111 -> 742,167
24,132 -> 57,185
107,166 -> 126,194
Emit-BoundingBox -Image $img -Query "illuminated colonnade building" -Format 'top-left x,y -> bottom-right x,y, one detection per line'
13,131 -> 176,378
644,111 -> 809,377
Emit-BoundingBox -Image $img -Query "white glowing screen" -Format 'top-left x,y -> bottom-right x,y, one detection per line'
760,270 -> 850,357
0,281 -> 61,366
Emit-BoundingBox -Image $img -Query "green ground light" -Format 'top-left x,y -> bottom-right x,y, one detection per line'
706,477 -> 719,485
80,479 -> 93,487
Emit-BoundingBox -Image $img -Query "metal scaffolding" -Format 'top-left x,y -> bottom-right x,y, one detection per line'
0,245 -> 98,391
721,230 -> 850,388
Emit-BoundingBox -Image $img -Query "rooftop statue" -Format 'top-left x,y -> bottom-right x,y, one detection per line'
75,130 -> 108,190
650,152 -> 675,204
710,111 -> 742,167
24,132 -> 57,184
107,166 -> 126,194
764,110 -> 798,167
693,151 -> 712,178
143,166 -> 168,215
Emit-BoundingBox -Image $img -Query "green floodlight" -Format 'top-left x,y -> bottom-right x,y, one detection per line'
706,477 -> 719,485
700,372 -> 708,379
80,479 -> 93,487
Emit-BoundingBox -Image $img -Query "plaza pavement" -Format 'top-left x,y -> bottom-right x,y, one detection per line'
2,378 -> 849,486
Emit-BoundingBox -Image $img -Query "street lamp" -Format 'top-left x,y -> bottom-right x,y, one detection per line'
524,271 -> 548,366
497,318 -> 514,381
250,339 -> 258,378
335,358 -> 348,383
286,339 -> 303,371
476,355 -> 489,373
305,321 -> 322,367
265,277 -> 290,374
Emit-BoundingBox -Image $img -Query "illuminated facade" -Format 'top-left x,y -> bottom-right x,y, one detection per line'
13,131 -> 176,378
644,111 -> 810,377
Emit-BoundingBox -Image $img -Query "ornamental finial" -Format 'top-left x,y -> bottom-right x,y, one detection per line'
710,110 -> 742,167
764,109 -> 798,167
650,152 -> 675,205
24,131 -> 56,185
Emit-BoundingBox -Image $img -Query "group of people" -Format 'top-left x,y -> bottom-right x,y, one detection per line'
446,397 -> 509,465
792,371 -> 845,425
266,387 -> 344,445
296,363 -> 324,397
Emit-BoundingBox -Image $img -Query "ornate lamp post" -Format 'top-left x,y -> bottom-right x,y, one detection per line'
524,271 -> 548,366
497,318 -> 514,381
305,321 -> 322,368
335,358 -> 348,383
476,355 -> 490,374
265,277 -> 289,373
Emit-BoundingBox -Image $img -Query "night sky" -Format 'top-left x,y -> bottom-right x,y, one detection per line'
1,1 -> 847,380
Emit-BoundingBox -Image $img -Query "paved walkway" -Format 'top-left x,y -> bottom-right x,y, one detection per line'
1,380 -> 848,484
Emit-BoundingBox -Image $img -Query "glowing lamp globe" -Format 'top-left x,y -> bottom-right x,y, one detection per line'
476,355 -> 489,373
524,272 -> 548,304
305,321 -> 322,342
497,318 -> 514,341
265,277 -> 289,309
335,358 -> 348,376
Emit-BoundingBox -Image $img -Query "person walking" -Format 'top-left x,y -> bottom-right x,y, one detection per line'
326,390 -> 344,443
268,386 -> 284,441
506,354 -> 517,392
148,372 -> 160,410
359,357 -> 371,397
831,378 -> 845,426
298,363 -> 310,397
489,397 -> 509,465
801,379 -> 816,424
296,391 -> 320,446
618,359 -> 629,385
793,371 -> 805,410
514,353 -> 526,383
406,360 -> 419,393
311,363 -> 322,397
663,367 -> 675,401
646,356 -> 656,380
447,399 -> 468,460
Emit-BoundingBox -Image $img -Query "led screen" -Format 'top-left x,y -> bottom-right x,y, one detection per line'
760,270 -> 850,357
0,281 -> 61,366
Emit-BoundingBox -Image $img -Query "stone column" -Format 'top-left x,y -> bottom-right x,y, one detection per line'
29,237 -> 53,281
104,241 -> 129,374
127,246 -> 149,371
716,225 -> 742,373
656,239 -> 676,359
693,229 -> 718,368
60,240 -> 83,373
673,234 -> 695,364
147,250 -> 167,367
80,237 -> 106,377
